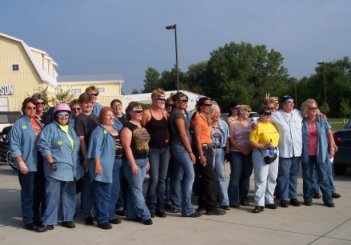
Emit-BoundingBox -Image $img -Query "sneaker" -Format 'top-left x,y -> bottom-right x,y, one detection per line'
61,221 -> 75,228
313,192 -> 322,199
182,211 -> 202,218
98,222 -> 112,230
36,225 -> 54,232
85,216 -> 94,225
290,198 -> 301,207
109,218 -> 122,224
206,209 -> 226,215
280,200 -> 289,208
240,201 -> 249,206
265,203 -> 277,209
155,210 -> 167,218
253,206 -> 264,213
332,192 -> 342,198
143,219 -> 153,225
324,202 -> 335,208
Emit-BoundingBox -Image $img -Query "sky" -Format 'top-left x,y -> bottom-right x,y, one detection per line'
1,0 -> 350,93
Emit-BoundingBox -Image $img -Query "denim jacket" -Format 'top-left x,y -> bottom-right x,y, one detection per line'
87,124 -> 116,183
38,121 -> 83,181
10,115 -> 44,172
301,115 -> 330,163
92,102 -> 103,117
113,113 -> 127,131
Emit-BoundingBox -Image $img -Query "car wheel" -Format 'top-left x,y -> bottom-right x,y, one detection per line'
334,165 -> 347,175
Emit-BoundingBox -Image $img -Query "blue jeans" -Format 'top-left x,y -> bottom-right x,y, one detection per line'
312,160 -> 336,193
277,157 -> 300,201
109,158 -> 122,219
168,156 -> 182,210
146,147 -> 170,212
171,143 -> 195,216
18,171 -> 36,225
42,177 -> 76,225
302,157 -> 333,204
82,172 -> 94,218
92,180 -> 112,224
228,151 -> 253,205
213,148 -> 229,206
123,158 -> 151,222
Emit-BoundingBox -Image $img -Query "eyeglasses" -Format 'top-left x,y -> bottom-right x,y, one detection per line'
156,98 -> 166,101
90,93 -> 99,96
309,107 -> 318,111
57,112 -> 70,117
72,107 -> 81,111
26,107 -> 36,110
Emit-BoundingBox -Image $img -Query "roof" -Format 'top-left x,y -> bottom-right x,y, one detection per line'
0,32 -> 58,86
57,74 -> 124,83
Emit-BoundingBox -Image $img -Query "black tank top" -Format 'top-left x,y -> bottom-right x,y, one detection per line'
145,109 -> 169,148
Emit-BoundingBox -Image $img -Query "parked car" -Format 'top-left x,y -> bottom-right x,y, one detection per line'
249,112 -> 259,123
333,119 -> 351,175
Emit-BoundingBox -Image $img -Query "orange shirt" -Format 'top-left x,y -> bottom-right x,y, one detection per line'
192,114 -> 212,144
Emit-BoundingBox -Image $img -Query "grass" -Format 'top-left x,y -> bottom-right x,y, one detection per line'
328,118 -> 349,131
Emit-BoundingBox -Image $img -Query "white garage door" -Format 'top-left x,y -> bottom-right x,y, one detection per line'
0,97 -> 8,111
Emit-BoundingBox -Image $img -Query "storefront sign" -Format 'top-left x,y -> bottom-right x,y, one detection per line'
0,85 -> 14,95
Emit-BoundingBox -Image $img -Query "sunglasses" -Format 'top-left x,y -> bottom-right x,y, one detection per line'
90,93 -> 99,96
72,107 -> 81,111
285,99 -> 294,104
156,98 -> 166,101
179,99 -> 188,103
309,107 -> 318,110
36,101 -> 45,105
57,112 -> 70,117
262,112 -> 271,116
26,107 -> 37,110
244,109 -> 251,113
166,104 -> 174,107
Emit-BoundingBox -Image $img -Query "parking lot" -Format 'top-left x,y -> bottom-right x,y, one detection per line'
0,163 -> 350,245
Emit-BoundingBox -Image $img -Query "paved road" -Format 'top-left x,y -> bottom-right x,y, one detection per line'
0,163 -> 350,245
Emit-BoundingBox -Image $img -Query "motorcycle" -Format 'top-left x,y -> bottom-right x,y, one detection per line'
0,126 -> 17,171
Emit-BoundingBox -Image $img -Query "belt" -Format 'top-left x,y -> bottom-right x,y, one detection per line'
202,143 -> 213,148
115,154 -> 123,159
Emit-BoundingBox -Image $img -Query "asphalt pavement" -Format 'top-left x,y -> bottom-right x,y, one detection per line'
0,163 -> 350,245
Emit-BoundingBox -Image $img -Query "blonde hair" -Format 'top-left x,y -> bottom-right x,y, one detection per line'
209,101 -> 220,118
237,105 -> 251,116
301,98 -> 320,118
151,88 -> 165,99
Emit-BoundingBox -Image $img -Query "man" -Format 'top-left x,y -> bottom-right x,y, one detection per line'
271,95 -> 302,208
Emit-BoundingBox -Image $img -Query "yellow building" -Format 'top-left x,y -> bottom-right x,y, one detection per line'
0,32 -> 124,112
0,33 -> 57,111
58,74 -> 124,107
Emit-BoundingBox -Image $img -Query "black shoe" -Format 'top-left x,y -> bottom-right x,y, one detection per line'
280,200 -> 289,208
116,210 -> 126,216
61,221 -> 75,228
129,217 -> 141,222
197,207 -> 206,213
332,192 -> 342,199
168,207 -> 181,213
253,206 -> 264,213
98,222 -> 112,230
85,216 -> 94,225
230,203 -> 240,208
34,220 -> 42,227
304,200 -> 312,206
143,219 -> 153,225
24,223 -> 37,231
36,225 -> 54,232
109,218 -> 122,224
290,198 -> 301,207
240,201 -> 249,206
155,210 -> 167,218
324,202 -> 335,208
265,203 -> 277,209
149,209 -> 156,218
221,205 -> 230,210
182,211 -> 202,218
206,209 -> 226,215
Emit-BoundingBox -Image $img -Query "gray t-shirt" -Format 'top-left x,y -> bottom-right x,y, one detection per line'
169,108 -> 191,145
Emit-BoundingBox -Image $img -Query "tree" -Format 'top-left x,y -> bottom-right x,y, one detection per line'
50,87 -> 74,105
131,89 -> 140,94
143,67 -> 160,93
340,98 -> 351,119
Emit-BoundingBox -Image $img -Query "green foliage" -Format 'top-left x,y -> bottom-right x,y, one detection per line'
131,89 -> 140,94
340,98 -> 351,119
50,87 -> 74,105
319,101 -> 330,115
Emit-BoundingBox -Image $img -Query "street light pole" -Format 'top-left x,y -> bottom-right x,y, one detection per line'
165,24 -> 179,91
317,62 -> 326,103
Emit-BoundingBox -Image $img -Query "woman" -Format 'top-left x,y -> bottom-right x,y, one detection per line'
87,107 -> 123,229
111,99 -> 127,131
69,99 -> 81,127
210,102 -> 230,210
37,103 -> 83,232
227,101 -> 239,125
249,106 -> 280,213
10,97 -> 44,231
301,99 -> 336,207
228,105 -> 253,208
192,97 -> 225,215
169,92 -> 201,218
142,88 -> 170,218
31,93 -> 47,123
121,102 -> 153,225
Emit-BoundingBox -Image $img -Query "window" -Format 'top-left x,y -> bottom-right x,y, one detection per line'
70,88 -> 81,95
12,64 -> 19,71
98,87 -> 105,94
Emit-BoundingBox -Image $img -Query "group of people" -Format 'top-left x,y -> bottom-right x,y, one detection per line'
10,87 -> 341,233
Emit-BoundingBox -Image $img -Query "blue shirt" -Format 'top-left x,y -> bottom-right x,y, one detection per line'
38,121 -> 83,181
10,115 -> 44,172
87,124 -> 117,183
301,115 -> 331,164
92,102 -> 103,117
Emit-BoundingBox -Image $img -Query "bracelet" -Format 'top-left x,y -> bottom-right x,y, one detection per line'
198,155 -> 204,159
